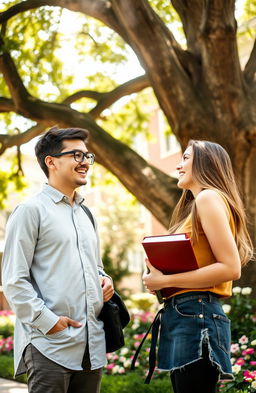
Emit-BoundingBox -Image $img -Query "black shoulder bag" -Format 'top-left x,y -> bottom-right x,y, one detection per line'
81,204 -> 130,353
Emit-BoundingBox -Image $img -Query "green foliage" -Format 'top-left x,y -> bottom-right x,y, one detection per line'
0,149 -> 27,209
148,0 -> 180,26
243,0 -> 256,21
0,318 -> 14,338
76,19 -> 128,65
1,3 -> 65,98
105,307 -> 164,379
126,293 -> 157,313
102,245 -> 131,293
96,177 -> 144,292
0,169 -> 26,209
0,1 -> 155,209
224,287 -> 256,342
98,90 -> 154,145
0,171 -> 9,209
0,355 -> 27,383
101,373 -> 172,393
219,288 -> 256,393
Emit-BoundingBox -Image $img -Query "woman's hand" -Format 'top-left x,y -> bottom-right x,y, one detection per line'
142,259 -> 165,291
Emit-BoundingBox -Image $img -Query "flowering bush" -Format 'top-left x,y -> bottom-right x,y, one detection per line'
0,310 -> 15,338
0,310 -> 15,356
104,293 -> 167,379
105,309 -> 156,376
218,336 -> 256,392
0,336 -> 13,354
219,287 -> 256,393
125,293 -> 157,312
224,287 -> 256,342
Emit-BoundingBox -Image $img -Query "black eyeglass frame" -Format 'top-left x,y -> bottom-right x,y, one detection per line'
51,150 -> 95,165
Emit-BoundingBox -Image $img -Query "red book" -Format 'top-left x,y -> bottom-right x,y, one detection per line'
142,233 -> 198,301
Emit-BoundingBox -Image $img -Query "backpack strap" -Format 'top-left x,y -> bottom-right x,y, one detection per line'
81,204 -> 95,230
131,307 -> 165,384
81,204 -> 108,279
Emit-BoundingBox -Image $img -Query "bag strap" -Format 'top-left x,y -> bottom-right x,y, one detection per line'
131,307 -> 165,384
81,204 -> 95,230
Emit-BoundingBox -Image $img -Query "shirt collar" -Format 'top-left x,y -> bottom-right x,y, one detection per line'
42,184 -> 84,205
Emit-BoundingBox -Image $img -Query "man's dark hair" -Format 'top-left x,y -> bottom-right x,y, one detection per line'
35,126 -> 89,177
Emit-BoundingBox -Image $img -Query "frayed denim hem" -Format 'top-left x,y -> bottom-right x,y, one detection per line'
158,328 -> 234,382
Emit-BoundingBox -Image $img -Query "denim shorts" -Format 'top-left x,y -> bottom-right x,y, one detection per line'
158,291 -> 233,380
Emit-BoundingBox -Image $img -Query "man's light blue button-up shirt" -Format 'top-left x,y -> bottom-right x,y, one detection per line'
2,184 -> 107,375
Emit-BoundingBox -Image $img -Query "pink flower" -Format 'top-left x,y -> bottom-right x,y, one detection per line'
106,363 -> 115,370
141,312 -> 154,322
133,333 -> 145,340
230,343 -> 240,353
239,335 -> 249,344
0,310 -> 14,316
134,341 -> 141,348
242,348 -> 255,356
235,358 -> 245,366
0,336 -> 14,354
249,361 -> 256,366
243,370 -> 256,382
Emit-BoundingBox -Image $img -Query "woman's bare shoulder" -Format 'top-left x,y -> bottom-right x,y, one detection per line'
195,189 -> 229,217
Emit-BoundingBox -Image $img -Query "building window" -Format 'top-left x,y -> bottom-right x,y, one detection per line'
158,110 -> 180,157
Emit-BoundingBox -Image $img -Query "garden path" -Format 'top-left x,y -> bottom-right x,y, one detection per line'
0,379 -> 28,393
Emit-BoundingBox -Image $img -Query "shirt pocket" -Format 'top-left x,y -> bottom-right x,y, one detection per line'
213,313 -> 231,354
46,327 -> 69,339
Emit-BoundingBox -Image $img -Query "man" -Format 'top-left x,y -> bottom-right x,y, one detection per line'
2,127 -> 114,393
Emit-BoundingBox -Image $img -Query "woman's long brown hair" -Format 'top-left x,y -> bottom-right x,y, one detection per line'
169,140 -> 254,266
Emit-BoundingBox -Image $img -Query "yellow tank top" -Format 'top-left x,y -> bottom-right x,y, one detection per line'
172,192 -> 236,298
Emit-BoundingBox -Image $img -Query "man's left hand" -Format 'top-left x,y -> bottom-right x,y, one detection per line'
100,276 -> 114,302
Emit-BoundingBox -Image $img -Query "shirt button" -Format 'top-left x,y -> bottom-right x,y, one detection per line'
199,314 -> 204,318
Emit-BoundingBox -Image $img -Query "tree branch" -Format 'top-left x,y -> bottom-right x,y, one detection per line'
62,75 -> 149,117
0,27 -> 178,226
244,38 -> 256,83
110,0 -> 207,142
0,124 -> 46,154
0,97 -> 15,112
0,35 -> 30,106
62,91 -> 104,105
89,74 -> 149,118
197,0 -> 245,132
171,0 -> 204,55
0,93 -> 180,227
0,0 -> 128,43
0,0 -> 50,22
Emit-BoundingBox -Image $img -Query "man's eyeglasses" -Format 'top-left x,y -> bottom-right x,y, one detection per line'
51,150 -> 95,165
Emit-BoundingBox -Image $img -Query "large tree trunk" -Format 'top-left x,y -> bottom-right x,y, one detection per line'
110,0 -> 256,287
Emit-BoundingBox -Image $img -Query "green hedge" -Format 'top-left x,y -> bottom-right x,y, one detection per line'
0,355 -> 27,383
101,373 -> 172,393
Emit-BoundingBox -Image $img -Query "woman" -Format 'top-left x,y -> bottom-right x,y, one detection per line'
143,140 -> 253,393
